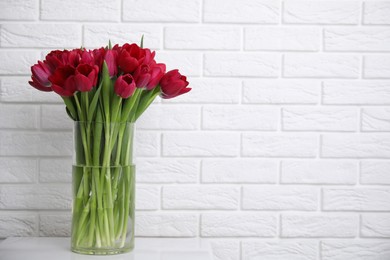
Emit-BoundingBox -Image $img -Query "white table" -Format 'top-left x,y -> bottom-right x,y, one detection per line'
0,237 -> 212,260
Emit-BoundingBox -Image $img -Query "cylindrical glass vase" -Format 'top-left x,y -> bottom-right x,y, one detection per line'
71,122 -> 135,255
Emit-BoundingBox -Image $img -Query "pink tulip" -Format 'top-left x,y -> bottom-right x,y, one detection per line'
28,61 -> 52,92
114,74 -> 136,98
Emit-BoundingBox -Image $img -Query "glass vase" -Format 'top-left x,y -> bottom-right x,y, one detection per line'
71,122 -> 135,255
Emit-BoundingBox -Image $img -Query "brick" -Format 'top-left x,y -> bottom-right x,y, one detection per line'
1,24 -> 81,47
281,214 -> 358,237
41,0 -> 120,21
201,213 -> 276,237
0,131 -> 72,157
204,0 -> 279,23
0,131 -> 72,156
0,77 -> 32,102
364,55 -> 390,78
136,186 -> 159,210
137,159 -> 199,183
137,105 -> 199,130
362,107 -> 390,132
364,2 -> 390,25
209,240 -> 240,260
324,28 -> 390,51
243,80 -> 320,104
362,214 -> 390,238
0,104 -> 39,129
0,185 -> 71,209
204,53 -> 280,77
203,106 -> 278,130
144,162 -> 193,185
322,241 -> 390,260
245,27 -> 320,51
0,77 -> 62,103
202,159 -> 277,183
0,158 -> 37,183
39,158 -> 72,183
0,51 -> 40,75
321,134 -> 390,158
41,105 -> 72,130
283,1 -> 359,24
361,161 -> 390,185
281,160 -> 357,184
123,0 -> 200,22
242,241 -> 318,260
323,81 -> 390,105
84,25 -> 160,49
165,78 -> 240,104
156,52 -> 201,77
242,186 -> 317,210
0,213 -> 37,237
135,131 -> 159,157
163,186 -> 239,210
284,54 -> 359,78
282,107 -> 357,131
135,212 -> 197,237
39,213 -> 71,236
163,132 -> 239,157
0,0 -> 37,20
324,188 -> 390,211
242,133 -> 318,157
165,27 -> 240,50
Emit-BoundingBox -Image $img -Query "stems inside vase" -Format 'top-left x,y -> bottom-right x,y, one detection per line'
71,121 -> 135,254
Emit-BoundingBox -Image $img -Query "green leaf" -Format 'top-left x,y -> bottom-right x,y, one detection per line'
87,83 -> 103,122
121,88 -> 142,122
110,94 -> 122,123
65,106 -> 76,120
135,86 -> 160,121
62,96 -> 77,121
108,40 -> 112,50
140,35 -> 144,48
102,61 -> 111,122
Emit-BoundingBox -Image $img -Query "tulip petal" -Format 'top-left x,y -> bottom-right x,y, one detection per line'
74,74 -> 93,92
52,84 -> 74,97
29,79 -> 52,92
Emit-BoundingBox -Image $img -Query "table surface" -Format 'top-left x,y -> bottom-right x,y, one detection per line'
0,237 -> 212,260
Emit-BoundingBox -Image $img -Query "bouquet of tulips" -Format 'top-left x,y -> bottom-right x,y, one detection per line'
29,39 -> 190,253
29,39 -> 190,121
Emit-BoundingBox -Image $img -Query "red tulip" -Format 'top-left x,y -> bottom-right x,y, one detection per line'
104,49 -> 117,77
117,43 -> 145,74
74,64 -> 99,92
159,69 -> 191,99
49,65 -> 77,97
92,47 -> 106,68
45,49 -> 81,71
80,50 -> 95,66
45,50 -> 67,72
28,61 -> 52,92
114,74 -> 136,98
67,49 -> 81,68
133,60 -> 166,90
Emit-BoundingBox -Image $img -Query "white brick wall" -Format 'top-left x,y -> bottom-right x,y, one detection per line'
0,1 -> 389,259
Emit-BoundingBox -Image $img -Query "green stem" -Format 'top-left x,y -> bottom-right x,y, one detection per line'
121,88 -> 142,123
135,86 -> 160,121
87,172 -> 97,247
75,197 -> 91,246
120,165 -> 134,247
100,122 -> 116,246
